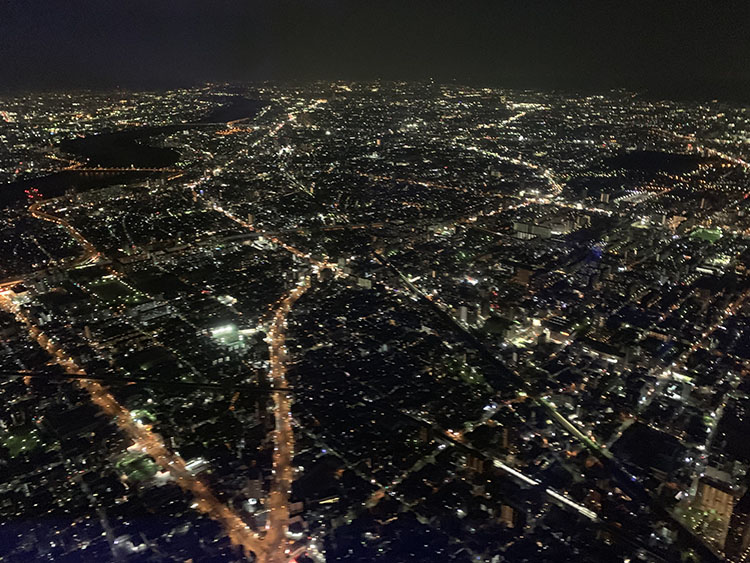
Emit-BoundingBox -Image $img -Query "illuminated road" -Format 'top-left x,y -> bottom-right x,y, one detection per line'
7,182 -> 326,562
209,198 -> 335,561
264,275 -> 313,563
82,380 -> 266,560
0,291 -> 267,561
652,127 -> 750,171
63,165 -> 180,173
459,125 -> 564,197
211,192 -> 334,560
188,105 -> 579,556
29,199 -> 101,267
478,146 -> 563,195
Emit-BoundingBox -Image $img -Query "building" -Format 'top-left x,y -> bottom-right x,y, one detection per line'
726,492 -> 750,561
694,474 -> 737,549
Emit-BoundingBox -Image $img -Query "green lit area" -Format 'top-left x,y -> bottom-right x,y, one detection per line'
440,354 -> 487,387
2,427 -> 42,457
87,276 -> 146,305
131,409 -> 157,423
690,227 -> 722,243
708,254 -> 731,266
116,452 -> 158,482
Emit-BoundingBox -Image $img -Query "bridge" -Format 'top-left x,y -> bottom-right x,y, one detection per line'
66,166 -> 180,175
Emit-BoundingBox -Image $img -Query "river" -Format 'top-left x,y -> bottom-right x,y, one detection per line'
1,96 -> 265,207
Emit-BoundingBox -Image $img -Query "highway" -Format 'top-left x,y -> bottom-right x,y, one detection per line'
63,165 -> 180,173
29,199 -> 101,267
460,143 -> 564,196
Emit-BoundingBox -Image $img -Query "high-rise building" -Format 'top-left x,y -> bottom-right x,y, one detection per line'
500,504 -> 516,528
459,305 -> 468,324
465,453 -> 484,473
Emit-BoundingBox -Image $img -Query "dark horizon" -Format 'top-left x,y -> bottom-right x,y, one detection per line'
1,1 -> 749,102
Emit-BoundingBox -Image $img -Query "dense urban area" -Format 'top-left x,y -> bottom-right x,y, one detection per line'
2,82 -> 750,562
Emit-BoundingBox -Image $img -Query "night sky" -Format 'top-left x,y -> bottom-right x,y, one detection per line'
1,1 -> 749,99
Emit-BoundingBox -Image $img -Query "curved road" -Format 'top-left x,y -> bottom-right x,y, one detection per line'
29,199 -> 100,267
264,275 -> 313,562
